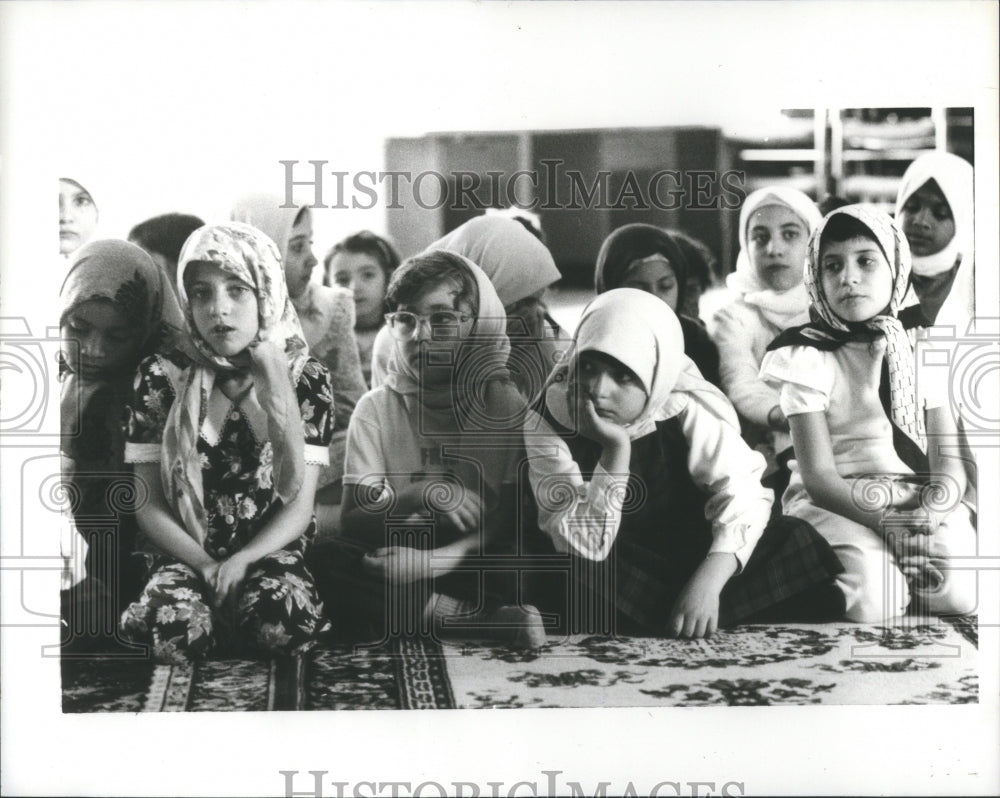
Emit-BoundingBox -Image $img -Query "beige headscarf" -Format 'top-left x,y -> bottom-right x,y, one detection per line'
383,251 -> 527,497
371,215 -> 564,388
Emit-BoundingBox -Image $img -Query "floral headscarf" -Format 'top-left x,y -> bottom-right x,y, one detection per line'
61,239 -> 185,464
163,222 -> 310,546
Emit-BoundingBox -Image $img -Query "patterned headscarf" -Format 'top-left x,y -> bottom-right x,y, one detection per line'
162,222 -> 310,546
61,239 -> 186,464
61,239 -> 185,364
772,205 -> 925,463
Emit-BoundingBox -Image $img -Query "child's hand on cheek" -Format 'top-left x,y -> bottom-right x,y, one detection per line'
578,398 -> 630,451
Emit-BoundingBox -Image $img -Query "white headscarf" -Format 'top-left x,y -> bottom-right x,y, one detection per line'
894,152 -> 974,278
429,215 -> 561,305
58,173 -> 103,259
542,288 -> 738,441
383,252 -> 519,425
726,187 -> 822,330
382,251 -> 526,495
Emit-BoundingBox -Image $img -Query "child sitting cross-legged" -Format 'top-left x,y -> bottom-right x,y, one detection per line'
121,223 -> 333,663
307,250 -> 547,648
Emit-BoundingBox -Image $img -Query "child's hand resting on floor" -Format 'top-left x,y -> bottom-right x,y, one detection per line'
668,552 -> 739,638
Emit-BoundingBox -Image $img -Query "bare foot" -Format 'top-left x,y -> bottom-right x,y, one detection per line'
488,604 -> 547,650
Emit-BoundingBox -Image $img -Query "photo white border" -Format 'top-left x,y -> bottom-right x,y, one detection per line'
2,2 -> 998,796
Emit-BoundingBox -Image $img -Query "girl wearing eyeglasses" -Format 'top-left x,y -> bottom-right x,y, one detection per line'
307,250 -> 547,648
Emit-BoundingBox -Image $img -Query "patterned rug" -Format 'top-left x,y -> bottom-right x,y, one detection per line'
62,617 -> 978,712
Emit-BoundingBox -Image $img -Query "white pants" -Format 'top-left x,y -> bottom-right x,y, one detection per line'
783,481 -> 978,622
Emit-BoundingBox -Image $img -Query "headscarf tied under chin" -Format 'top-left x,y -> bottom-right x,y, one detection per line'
771,205 -> 925,463
163,222 -> 309,547
542,288 -> 738,442
383,251 -> 526,434
894,152 -> 974,278
727,187 -> 822,330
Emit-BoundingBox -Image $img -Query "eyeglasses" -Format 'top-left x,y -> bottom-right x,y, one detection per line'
384,310 -> 472,341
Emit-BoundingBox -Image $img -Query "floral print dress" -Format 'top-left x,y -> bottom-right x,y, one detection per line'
121,352 -> 334,662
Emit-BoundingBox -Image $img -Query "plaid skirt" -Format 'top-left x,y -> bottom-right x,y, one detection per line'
567,514 -> 845,636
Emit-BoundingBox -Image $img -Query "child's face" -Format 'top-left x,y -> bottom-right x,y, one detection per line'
329,251 -> 389,328
396,281 -> 474,386
574,351 -> 648,426
747,204 -> 809,292
184,261 -> 260,357
621,256 -> 679,311
819,237 -> 894,323
59,179 -> 98,256
61,299 -> 141,380
898,179 -> 956,258
284,213 -> 317,300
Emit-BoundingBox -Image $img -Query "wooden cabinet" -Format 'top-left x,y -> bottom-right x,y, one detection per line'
385,127 -> 734,282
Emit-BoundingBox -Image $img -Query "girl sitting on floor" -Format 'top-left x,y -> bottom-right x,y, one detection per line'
713,187 -> 822,507
760,206 -> 976,622
121,223 -> 333,662
232,194 -> 368,529
60,239 -> 185,651
525,288 -> 844,638
308,250 -> 547,648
